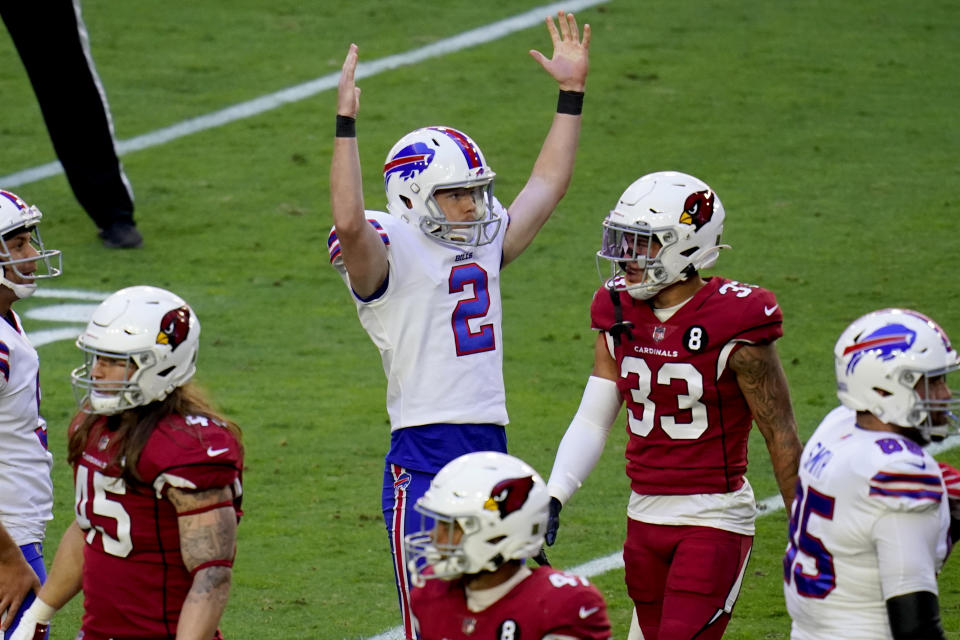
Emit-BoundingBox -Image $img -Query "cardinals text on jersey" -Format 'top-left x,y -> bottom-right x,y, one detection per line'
590,277 -> 783,496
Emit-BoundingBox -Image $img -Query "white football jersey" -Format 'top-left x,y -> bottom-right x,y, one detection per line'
329,201 -> 509,430
784,406 -> 950,639
0,311 -> 53,545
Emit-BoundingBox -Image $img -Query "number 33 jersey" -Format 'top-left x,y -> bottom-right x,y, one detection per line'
411,567 -> 611,640
783,406 -> 950,640
71,413 -> 243,638
328,203 -> 509,431
590,276 -> 783,496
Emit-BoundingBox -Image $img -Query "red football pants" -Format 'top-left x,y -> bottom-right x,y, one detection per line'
624,518 -> 752,640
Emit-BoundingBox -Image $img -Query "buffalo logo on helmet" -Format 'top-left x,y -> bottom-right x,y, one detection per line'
0,190 -> 28,210
679,190 -> 715,229
484,475 -> 535,519
156,306 -> 191,351
842,323 -> 916,375
383,142 -> 436,189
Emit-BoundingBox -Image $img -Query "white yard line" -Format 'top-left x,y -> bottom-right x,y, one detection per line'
0,0 -> 610,188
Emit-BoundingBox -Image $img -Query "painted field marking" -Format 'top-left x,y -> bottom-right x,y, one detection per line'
1,0 -> 610,188
23,288 -> 108,347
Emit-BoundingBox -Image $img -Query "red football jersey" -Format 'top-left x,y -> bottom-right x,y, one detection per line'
411,567 -> 611,640
590,277 -> 782,495
71,413 -> 243,639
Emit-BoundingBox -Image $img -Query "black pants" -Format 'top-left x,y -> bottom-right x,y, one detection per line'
1,0 -> 134,229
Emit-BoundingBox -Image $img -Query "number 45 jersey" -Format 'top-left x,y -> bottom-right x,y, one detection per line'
783,406 -> 950,640
328,204 -> 509,431
590,276 -> 783,496
71,413 -> 243,638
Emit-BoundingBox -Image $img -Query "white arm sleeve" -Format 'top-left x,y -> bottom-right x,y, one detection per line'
546,376 -> 622,505
873,508 -> 941,600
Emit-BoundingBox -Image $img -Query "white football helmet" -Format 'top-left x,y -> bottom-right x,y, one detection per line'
383,126 -> 501,248
71,286 -> 200,415
0,190 -> 62,298
405,451 -> 549,584
835,308 -> 960,441
597,171 -> 727,300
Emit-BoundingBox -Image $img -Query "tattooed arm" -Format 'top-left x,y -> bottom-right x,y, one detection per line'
168,485 -> 237,640
730,342 -> 803,508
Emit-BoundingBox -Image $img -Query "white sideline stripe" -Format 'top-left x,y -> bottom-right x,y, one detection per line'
29,327 -> 84,348
365,434 -> 960,640
0,0 -> 609,189
32,288 -> 109,301
25,289 -> 109,346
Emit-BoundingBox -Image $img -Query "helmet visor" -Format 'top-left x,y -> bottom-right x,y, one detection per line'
422,181 -> 501,247
70,346 -> 148,414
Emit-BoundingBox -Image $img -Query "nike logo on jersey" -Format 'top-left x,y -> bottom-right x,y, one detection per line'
906,461 -> 926,470
207,446 -> 230,457
579,606 -> 600,619
764,304 -> 779,316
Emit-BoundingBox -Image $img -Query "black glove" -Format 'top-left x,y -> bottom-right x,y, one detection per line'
531,547 -> 551,567
544,497 -> 563,546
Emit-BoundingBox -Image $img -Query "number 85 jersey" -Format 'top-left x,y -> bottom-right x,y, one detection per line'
783,406 -> 949,640
590,276 -> 783,496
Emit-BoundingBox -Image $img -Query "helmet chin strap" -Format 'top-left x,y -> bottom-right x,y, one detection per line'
1,276 -> 36,299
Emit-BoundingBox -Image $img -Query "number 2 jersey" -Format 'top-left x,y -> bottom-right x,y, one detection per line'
411,566 -> 611,640
327,203 -> 509,431
591,277 -> 782,497
71,413 -> 243,639
783,405 -> 950,639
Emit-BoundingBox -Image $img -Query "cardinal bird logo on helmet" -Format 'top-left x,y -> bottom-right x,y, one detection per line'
156,306 -> 191,351
484,476 -> 535,519
680,190 -> 716,229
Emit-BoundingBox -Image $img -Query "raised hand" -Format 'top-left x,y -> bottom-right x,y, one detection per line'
337,43 -> 362,118
529,11 -> 591,92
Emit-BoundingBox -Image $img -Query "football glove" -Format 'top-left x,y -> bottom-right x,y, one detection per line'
544,497 -> 563,546
8,597 -> 56,640
531,547 -> 551,567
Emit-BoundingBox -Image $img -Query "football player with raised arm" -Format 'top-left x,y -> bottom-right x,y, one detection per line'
783,308 -> 958,640
406,451 -> 611,640
327,11 -> 590,638
544,172 -> 803,639
11,287 -> 243,640
0,190 -> 61,640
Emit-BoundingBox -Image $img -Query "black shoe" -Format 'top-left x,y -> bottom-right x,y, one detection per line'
98,222 -> 143,249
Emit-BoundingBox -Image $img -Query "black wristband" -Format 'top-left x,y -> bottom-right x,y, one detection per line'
557,90 -> 584,115
336,115 -> 356,138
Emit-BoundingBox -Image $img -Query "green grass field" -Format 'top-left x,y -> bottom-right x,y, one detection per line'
2,0 -> 959,637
